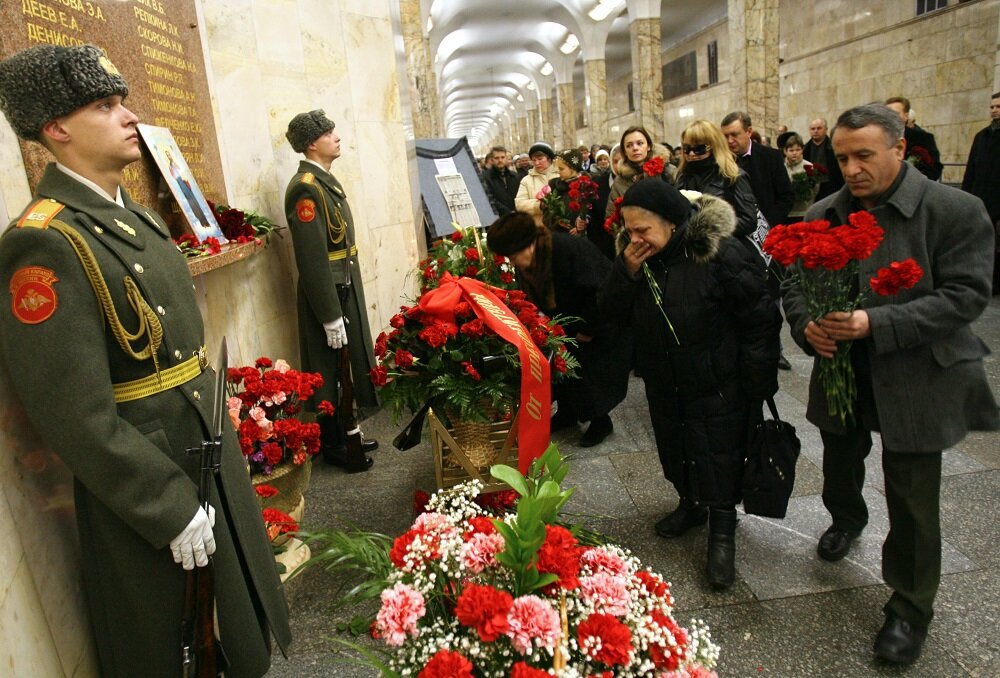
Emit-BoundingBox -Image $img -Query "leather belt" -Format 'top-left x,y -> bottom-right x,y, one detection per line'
113,346 -> 207,403
328,245 -> 358,261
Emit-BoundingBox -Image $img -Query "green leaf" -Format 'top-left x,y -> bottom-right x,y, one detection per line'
490,464 -> 529,496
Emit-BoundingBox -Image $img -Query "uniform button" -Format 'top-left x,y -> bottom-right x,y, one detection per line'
134,263 -> 144,274
94,226 -> 104,234
193,391 -> 201,400
157,305 -> 166,315
174,349 -> 183,359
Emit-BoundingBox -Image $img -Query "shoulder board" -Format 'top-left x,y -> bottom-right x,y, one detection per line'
16,199 -> 65,229
300,173 -> 315,185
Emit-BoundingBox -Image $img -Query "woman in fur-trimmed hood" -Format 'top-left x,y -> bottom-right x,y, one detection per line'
605,126 -> 676,220
601,180 -> 780,590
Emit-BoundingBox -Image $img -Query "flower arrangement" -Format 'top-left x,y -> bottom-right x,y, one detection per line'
254,484 -> 300,542
174,233 -> 223,257
370,286 -> 579,424
539,175 -> 601,235
790,164 -> 828,204
226,357 -> 334,475
764,212 -> 923,424
419,226 -> 516,292
905,145 -> 936,175
302,445 -> 720,677
172,202 -> 281,258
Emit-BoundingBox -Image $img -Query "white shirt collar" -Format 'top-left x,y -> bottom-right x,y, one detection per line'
303,158 -> 332,174
55,163 -> 124,206
742,139 -> 753,157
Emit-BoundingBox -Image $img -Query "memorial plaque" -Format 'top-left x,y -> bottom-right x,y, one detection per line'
0,0 -> 226,237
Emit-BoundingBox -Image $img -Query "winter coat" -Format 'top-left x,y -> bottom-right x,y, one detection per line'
961,122 -> 1000,222
605,144 -> 675,220
802,136 -> 845,200
603,195 -> 780,505
587,168 -> 616,259
483,166 -> 520,215
0,165 -> 291,676
515,164 -> 560,227
675,159 -> 759,241
784,163 -> 999,451
904,124 -> 942,181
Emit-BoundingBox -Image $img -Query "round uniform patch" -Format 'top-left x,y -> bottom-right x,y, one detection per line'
296,199 -> 316,223
9,267 -> 59,325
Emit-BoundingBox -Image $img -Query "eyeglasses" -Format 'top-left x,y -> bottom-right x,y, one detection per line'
682,144 -> 710,156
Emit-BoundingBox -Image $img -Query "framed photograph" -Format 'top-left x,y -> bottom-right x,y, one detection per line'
137,124 -> 227,243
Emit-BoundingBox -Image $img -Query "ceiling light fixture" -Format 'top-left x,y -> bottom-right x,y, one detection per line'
516,94 -> 524,102
527,82 -> 535,91
560,33 -> 579,54
588,0 -> 623,22
540,61 -> 553,76
426,16 -> 433,32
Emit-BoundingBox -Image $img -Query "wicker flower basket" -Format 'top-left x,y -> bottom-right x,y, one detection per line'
429,408 -> 518,491
251,459 -> 312,515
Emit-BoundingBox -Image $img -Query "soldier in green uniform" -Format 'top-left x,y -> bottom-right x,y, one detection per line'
0,45 -> 291,676
284,110 -> 379,472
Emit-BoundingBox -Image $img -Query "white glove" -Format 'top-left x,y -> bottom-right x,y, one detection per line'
323,317 -> 348,349
169,505 -> 216,570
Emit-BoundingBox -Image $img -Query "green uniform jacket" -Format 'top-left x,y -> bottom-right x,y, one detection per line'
284,161 -> 378,416
0,165 -> 291,677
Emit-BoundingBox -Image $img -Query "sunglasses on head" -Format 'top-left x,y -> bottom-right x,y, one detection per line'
682,144 -> 710,155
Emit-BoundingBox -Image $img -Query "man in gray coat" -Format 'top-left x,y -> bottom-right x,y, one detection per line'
783,104 -> 999,665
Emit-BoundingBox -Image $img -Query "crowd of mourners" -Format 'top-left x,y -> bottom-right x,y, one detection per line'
476,95 -> 1000,666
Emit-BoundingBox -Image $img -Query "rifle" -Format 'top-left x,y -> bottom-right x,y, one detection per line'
337,282 -> 365,463
182,338 -> 229,677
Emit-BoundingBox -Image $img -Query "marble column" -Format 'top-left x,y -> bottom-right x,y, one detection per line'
584,59 -> 609,145
399,0 -> 441,138
728,0 -> 780,136
539,96 -> 556,145
515,114 -> 528,153
526,106 -> 540,149
629,17 -> 663,138
557,82 -> 576,148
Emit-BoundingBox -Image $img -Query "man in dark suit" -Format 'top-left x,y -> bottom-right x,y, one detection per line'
721,111 -> 794,229
885,97 -> 942,181
804,118 -> 846,200
482,145 -> 520,215
961,91 -> 1000,294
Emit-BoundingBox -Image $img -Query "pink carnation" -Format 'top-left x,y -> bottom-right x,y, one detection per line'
460,532 -> 505,574
660,668 -> 718,678
581,547 -> 628,577
273,359 -> 291,373
580,572 -> 632,617
505,595 -> 561,655
534,184 -> 552,200
376,582 -> 426,647
265,391 -> 287,407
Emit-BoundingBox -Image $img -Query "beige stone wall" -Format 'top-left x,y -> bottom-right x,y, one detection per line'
0,0 -> 418,672
661,19 -> 732,143
779,0 -> 1000,183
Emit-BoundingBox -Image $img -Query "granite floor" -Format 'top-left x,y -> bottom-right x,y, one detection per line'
267,297 -> 1000,677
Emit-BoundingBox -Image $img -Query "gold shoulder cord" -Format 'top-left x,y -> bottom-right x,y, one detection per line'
48,220 -> 164,380
312,186 -> 347,246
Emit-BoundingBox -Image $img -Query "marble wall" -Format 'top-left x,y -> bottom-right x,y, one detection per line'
0,0 -> 419,672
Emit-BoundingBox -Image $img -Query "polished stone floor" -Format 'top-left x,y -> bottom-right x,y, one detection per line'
268,297 -> 1000,677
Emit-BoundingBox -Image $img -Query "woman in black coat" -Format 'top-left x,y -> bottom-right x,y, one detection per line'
602,180 -> 780,588
488,212 -> 631,447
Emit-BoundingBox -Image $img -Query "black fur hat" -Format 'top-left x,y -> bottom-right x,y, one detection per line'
487,211 -> 539,256
0,45 -> 129,141
286,109 -> 336,153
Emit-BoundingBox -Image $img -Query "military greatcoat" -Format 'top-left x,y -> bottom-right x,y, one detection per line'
284,160 -> 378,417
0,165 -> 291,677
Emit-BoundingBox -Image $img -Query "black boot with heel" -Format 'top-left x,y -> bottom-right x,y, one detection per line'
707,508 -> 737,589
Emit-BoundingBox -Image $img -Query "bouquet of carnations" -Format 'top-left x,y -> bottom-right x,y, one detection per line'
226,357 -> 334,474
790,163 -> 827,205
303,446 -> 720,677
905,145 -> 937,176
173,233 -> 223,258
764,212 -> 923,424
419,226 -> 517,292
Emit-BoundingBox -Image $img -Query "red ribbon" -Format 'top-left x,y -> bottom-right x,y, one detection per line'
419,273 -> 551,473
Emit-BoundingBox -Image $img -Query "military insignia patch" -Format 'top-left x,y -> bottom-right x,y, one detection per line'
296,199 -> 316,223
99,55 -> 121,76
114,219 -> 136,236
9,267 -> 59,325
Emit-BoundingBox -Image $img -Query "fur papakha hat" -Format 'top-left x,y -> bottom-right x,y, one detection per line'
0,44 -> 129,141
487,211 -> 539,256
286,109 -> 336,153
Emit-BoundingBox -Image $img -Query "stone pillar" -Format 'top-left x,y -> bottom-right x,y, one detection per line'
728,0 -> 780,137
629,17 -> 663,138
539,95 -> 556,144
584,59 -> 609,145
399,0 -> 441,138
526,106 -> 540,150
556,82 -> 576,148
516,114 -> 528,153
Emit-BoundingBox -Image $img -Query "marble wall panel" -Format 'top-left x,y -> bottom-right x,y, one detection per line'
0,561 -> 65,676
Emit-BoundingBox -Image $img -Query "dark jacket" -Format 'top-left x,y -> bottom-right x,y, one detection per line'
675,159 -> 759,241
603,195 -> 780,505
0,165 -> 291,676
904,124 -> 942,181
737,140 -> 795,228
588,168 -> 616,259
483,165 -> 520,215
803,136 -> 845,200
532,231 -> 631,421
784,163 -> 999,450
961,122 -> 1000,221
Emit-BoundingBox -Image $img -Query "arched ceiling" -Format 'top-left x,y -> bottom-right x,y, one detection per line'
426,0 -> 727,146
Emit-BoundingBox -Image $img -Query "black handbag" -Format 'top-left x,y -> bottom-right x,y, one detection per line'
742,397 -> 801,519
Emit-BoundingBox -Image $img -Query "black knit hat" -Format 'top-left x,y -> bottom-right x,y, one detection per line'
527,142 -> 555,160
486,212 -> 539,256
286,109 -> 336,153
0,45 -> 129,141
556,148 -> 584,172
620,179 -> 691,226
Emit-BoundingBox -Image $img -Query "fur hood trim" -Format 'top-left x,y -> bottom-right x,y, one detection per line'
617,143 -> 672,180
684,193 -> 736,263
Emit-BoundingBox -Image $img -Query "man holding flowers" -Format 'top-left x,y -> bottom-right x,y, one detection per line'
782,103 -> 999,665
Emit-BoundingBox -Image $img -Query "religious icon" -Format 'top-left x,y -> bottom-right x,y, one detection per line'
137,124 -> 227,243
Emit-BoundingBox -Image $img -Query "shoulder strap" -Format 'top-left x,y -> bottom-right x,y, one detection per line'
17,198 -> 65,230
766,396 -> 781,422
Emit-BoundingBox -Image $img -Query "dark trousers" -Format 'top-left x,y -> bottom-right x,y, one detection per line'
820,427 -> 942,626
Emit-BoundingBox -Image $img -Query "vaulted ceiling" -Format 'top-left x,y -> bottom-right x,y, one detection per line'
425,0 -> 728,146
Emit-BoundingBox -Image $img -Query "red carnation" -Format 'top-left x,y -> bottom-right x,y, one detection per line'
578,612 -> 634,667
389,528 -> 422,568
511,662 -> 550,678
390,313 -> 406,328
254,484 -> 279,498
418,325 -> 448,348
553,355 -> 567,374
464,515 -> 497,538
261,442 -> 284,466
536,524 -> 583,590
464,265 -> 478,276
261,507 -> 298,535
422,266 -> 436,280
317,400 -> 335,416
374,332 -> 389,358
413,489 -> 430,515
493,254 -> 507,265
465,247 -> 480,262
643,156 -> 665,177
530,327 -> 549,347
462,361 -> 482,381
500,272 -> 514,284
636,570 -> 670,599
394,348 -> 414,368
460,319 -> 487,338
369,365 -> 388,386
870,258 -> 924,296
454,301 -> 473,318
451,231 -> 463,242
569,200 -> 582,212
454,583 -> 512,641
418,650 -> 474,678
255,357 -> 273,369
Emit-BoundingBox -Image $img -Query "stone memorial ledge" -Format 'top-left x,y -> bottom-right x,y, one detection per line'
187,238 -> 265,276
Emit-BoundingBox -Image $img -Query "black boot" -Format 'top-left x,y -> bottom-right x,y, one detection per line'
654,498 -> 708,538
320,418 -> 373,472
707,508 -> 737,589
